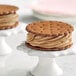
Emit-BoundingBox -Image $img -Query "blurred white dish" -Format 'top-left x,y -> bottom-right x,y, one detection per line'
33,10 -> 76,22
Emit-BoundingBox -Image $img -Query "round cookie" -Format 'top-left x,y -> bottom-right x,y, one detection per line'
26,21 -> 74,37
26,21 -> 74,51
0,5 -> 19,15
0,5 -> 19,30
25,42 -> 72,51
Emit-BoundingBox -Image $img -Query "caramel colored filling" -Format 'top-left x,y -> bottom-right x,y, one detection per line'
26,33 -> 72,48
0,14 -> 18,26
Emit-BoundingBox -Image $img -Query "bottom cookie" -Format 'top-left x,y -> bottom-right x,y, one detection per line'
25,42 -> 72,51
0,22 -> 18,30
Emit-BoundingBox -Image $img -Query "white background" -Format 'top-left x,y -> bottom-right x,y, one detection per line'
0,0 -> 76,76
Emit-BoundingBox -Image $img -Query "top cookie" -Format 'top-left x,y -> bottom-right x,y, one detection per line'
0,5 -> 19,15
26,21 -> 74,37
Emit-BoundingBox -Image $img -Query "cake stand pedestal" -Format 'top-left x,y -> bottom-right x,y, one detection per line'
31,57 -> 63,76
0,37 -> 12,55
17,43 -> 76,76
0,22 -> 25,55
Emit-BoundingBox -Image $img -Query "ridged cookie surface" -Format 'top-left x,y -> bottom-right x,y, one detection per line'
0,5 -> 19,15
26,21 -> 74,37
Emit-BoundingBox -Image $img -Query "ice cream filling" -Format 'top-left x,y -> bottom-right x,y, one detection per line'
26,33 -> 72,48
0,14 -> 18,26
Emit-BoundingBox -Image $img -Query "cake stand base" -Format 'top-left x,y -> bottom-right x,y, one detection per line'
0,37 -> 12,55
27,57 -> 63,76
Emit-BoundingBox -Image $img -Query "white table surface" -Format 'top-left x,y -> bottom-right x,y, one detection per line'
0,0 -> 76,76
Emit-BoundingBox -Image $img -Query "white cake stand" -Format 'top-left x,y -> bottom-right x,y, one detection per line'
17,40 -> 76,76
0,22 -> 25,55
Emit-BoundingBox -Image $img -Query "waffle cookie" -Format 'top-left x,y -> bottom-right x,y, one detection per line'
0,5 -> 19,30
25,21 -> 74,51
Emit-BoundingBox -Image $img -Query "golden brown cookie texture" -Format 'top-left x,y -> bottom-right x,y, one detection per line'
26,21 -> 73,37
0,5 -> 19,30
25,21 -> 74,51
0,5 -> 18,15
